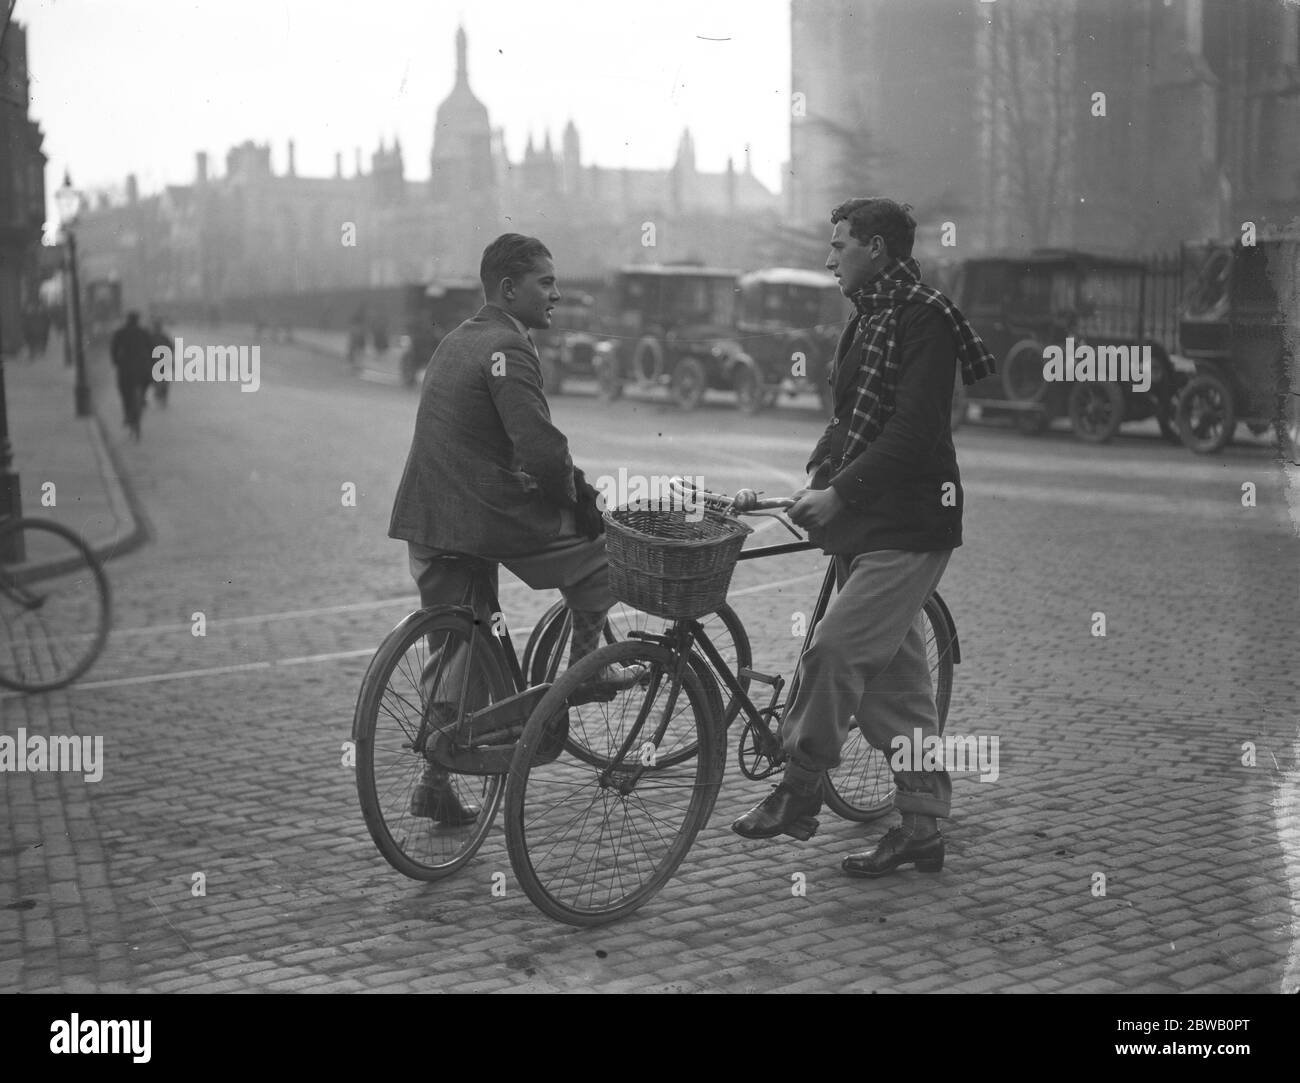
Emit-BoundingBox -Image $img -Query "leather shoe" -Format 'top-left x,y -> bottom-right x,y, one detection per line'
731,781 -> 821,841
841,826 -> 944,877
409,766 -> 479,825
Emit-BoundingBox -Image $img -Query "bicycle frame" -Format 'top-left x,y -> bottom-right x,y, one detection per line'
610,536 -> 830,786
618,530 -> 960,782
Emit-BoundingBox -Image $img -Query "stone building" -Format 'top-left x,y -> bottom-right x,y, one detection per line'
789,0 -> 1300,258
74,26 -> 784,313
0,18 -> 48,353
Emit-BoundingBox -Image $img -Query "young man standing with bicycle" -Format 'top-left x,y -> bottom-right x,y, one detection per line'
732,198 -> 994,877
388,233 -> 626,824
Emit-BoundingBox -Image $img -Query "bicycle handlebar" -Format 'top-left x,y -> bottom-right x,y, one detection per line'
727,490 -> 797,513
667,477 -> 797,516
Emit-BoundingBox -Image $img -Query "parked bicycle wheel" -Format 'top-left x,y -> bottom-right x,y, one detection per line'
0,517 -> 111,692
354,608 -> 510,880
822,595 -> 956,823
504,639 -> 723,926
523,600 -> 751,765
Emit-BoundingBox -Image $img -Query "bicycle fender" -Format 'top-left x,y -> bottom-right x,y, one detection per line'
928,592 -> 961,665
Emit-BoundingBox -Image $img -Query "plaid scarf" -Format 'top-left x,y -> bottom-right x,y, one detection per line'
834,257 -> 996,470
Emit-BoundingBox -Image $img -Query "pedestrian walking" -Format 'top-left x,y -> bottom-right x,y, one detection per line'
109,311 -> 154,440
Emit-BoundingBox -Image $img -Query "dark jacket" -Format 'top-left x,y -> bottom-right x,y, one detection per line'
388,304 -> 577,558
806,302 -> 963,555
109,320 -> 156,386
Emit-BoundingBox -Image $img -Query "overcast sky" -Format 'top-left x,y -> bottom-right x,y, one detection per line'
19,0 -> 792,227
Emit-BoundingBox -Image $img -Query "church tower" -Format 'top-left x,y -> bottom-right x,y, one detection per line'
671,128 -> 697,214
429,26 -> 498,273
562,119 -> 582,198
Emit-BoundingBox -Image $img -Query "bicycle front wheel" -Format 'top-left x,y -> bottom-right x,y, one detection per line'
354,607 -> 510,880
822,594 -> 956,822
0,517 -> 111,692
504,639 -> 723,926
525,601 -> 750,767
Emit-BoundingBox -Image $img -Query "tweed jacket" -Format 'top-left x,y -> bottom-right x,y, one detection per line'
388,304 -> 577,558
805,302 -> 963,555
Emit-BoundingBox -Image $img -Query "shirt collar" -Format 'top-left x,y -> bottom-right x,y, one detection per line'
485,303 -> 530,338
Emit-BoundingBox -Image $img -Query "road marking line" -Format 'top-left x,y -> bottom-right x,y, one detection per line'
0,649 -> 378,697
599,429 -> 1281,485
0,566 -> 826,702
359,368 -> 403,385
7,569 -> 827,697
101,585 -> 527,637
109,598 -> 410,636
103,547 -> 822,640
964,480 -> 1288,524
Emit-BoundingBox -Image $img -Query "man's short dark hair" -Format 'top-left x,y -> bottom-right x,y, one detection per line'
830,198 -> 917,260
480,233 -> 552,296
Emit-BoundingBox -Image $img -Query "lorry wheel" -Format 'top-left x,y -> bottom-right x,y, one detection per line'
1002,339 -> 1047,402
1068,382 -> 1125,444
1176,372 -> 1236,454
633,336 -> 665,383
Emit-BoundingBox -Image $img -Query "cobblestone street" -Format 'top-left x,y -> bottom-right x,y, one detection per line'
2,329 -> 1297,994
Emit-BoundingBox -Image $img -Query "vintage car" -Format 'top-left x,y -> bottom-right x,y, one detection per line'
592,265 -> 741,410
955,250 -> 1182,443
398,279 -> 484,387
713,268 -> 849,414
1175,234 -> 1299,454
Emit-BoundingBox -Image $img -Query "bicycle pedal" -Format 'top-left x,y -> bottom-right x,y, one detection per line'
784,816 -> 819,842
738,667 -> 781,686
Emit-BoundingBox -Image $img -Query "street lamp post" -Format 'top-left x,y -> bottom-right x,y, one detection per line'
55,173 -> 92,418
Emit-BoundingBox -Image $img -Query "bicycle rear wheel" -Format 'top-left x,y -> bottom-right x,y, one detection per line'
504,639 -> 723,926
354,608 -> 509,880
822,594 -> 955,823
524,600 -> 750,767
0,517 -> 111,692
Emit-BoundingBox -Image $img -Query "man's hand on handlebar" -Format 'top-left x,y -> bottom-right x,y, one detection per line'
789,486 -> 844,529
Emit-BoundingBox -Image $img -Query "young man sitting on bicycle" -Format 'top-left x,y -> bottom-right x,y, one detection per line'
388,233 -> 634,824
732,198 -> 994,877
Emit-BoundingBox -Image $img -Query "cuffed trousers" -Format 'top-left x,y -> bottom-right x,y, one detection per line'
781,548 -> 953,817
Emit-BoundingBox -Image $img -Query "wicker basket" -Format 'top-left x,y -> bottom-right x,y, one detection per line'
604,503 -> 753,620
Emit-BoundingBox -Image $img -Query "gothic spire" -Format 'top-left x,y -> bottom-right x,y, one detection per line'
456,25 -> 468,87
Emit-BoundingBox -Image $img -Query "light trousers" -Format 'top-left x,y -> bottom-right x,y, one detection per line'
781,548 -> 953,817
